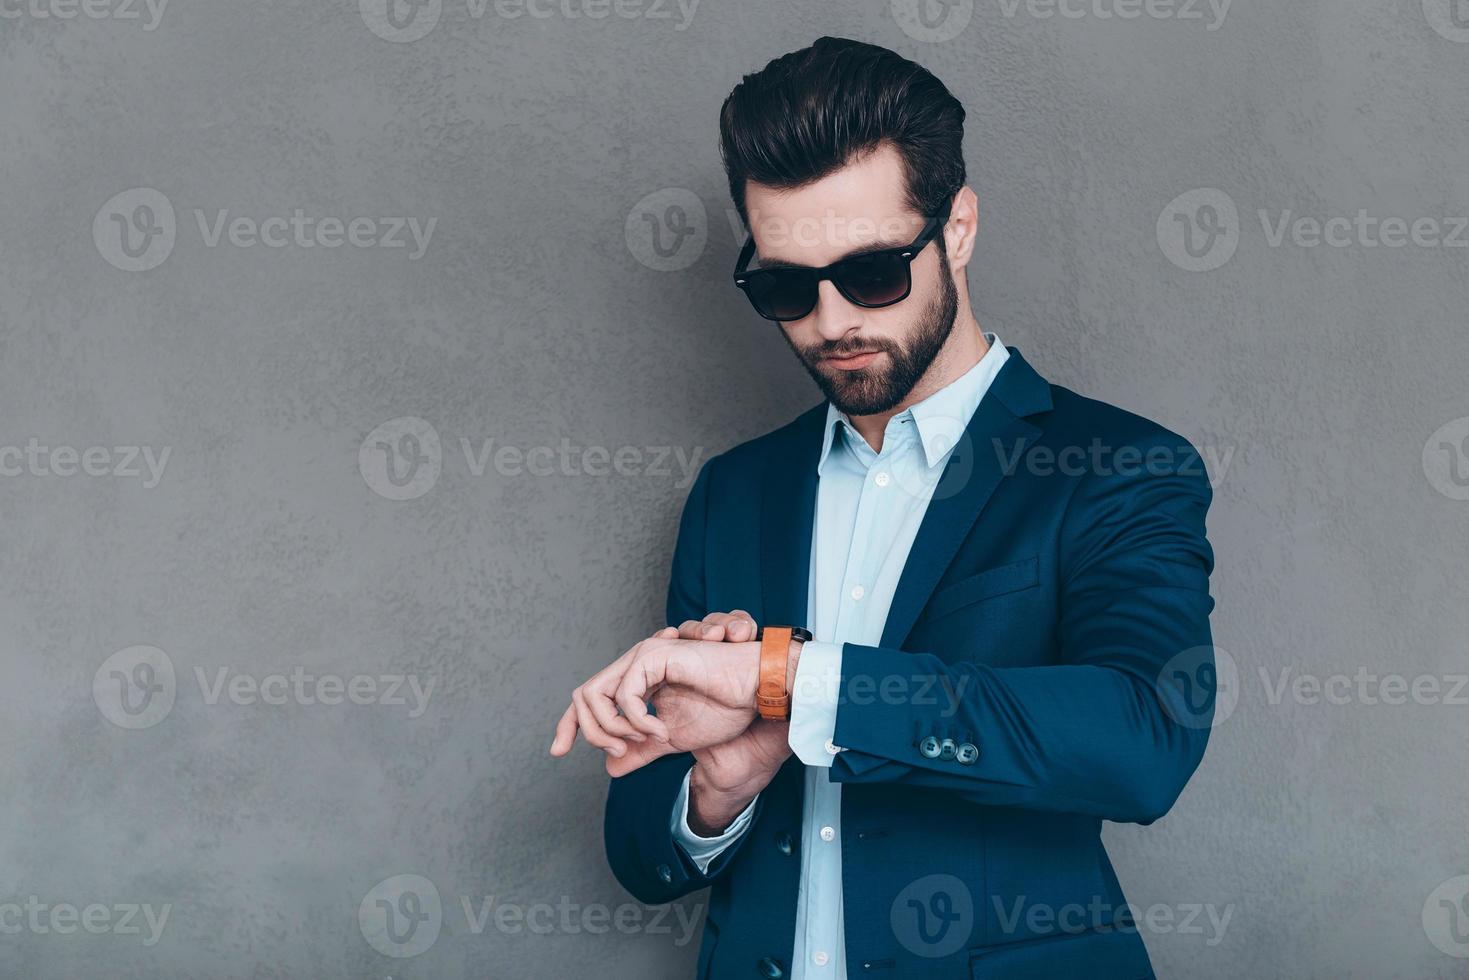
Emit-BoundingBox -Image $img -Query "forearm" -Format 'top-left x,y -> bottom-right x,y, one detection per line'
812,442 -> 1217,823
829,643 -> 1211,823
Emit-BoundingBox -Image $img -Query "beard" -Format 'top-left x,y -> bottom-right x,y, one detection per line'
783,262 -> 959,417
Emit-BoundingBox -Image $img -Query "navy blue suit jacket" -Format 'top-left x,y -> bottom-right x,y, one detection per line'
604,348 -> 1217,979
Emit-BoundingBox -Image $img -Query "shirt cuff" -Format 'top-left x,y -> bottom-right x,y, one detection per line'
788,640 -> 846,768
669,768 -> 758,874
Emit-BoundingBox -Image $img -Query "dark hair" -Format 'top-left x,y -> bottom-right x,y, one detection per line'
718,36 -> 967,243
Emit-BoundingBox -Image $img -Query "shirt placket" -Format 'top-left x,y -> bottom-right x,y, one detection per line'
804,425 -> 906,977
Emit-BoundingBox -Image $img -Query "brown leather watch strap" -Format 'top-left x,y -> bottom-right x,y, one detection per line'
757,626 -> 793,721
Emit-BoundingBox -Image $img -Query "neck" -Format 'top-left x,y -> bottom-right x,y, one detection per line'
848,309 -> 988,452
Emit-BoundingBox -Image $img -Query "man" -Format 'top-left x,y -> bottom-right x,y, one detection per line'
550,36 -> 1217,980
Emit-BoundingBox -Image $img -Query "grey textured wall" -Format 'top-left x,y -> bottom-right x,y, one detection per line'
3,1 -> 1468,977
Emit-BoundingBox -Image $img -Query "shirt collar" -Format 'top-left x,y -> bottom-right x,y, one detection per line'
817,333 -> 1010,473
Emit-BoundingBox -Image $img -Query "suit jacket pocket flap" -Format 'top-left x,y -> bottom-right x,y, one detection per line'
924,556 -> 1040,622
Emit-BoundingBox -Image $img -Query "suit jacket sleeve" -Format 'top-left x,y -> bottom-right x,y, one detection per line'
603,454 -> 763,902
828,439 -> 1217,825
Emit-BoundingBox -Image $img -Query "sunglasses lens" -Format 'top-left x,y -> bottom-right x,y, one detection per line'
744,271 -> 816,321
834,252 -> 911,307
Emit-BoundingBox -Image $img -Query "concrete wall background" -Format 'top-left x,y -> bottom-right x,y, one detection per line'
2,0 -> 1467,976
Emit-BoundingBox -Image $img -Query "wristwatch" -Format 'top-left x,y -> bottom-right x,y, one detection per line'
754,625 -> 813,721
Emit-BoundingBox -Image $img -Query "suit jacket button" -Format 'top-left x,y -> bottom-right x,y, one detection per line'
956,741 -> 979,765
655,864 -> 672,884
938,738 -> 957,760
919,736 -> 941,758
756,956 -> 786,978
775,832 -> 794,855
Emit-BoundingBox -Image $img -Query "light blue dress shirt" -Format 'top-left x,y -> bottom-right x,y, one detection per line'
669,334 -> 1011,978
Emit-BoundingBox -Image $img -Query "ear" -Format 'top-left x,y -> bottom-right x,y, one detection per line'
943,185 -> 979,271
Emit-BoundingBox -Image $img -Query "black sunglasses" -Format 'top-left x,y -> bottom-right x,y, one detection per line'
731,196 -> 954,322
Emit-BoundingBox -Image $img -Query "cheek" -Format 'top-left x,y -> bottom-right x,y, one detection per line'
781,321 -> 816,348
906,257 -> 953,315
862,303 -> 917,342
903,259 -> 942,303
780,319 -> 820,348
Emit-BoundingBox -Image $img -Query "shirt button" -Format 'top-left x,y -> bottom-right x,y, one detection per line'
874,471 -> 890,487
813,951 -> 830,966
850,585 -> 866,601
820,825 -> 835,842
824,738 -> 843,755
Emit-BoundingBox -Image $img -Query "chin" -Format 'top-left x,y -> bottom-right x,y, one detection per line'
831,378 -> 904,416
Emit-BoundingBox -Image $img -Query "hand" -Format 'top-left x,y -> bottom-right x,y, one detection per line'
548,625 -> 761,766
669,612 -> 794,788
660,612 -> 797,836
598,611 -> 797,839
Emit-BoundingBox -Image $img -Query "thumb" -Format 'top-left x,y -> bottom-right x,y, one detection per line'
605,735 -> 678,778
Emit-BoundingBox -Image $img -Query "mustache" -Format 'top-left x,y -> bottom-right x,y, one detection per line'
804,338 -> 899,360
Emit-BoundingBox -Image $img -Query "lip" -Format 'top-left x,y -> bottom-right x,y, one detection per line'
822,350 -> 881,371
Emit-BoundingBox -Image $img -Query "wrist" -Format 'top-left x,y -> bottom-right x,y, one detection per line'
687,763 -> 760,837
786,638 -> 803,695
753,626 -> 811,719
738,640 -> 762,707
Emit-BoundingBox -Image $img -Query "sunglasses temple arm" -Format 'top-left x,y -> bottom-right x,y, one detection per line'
734,236 -> 757,277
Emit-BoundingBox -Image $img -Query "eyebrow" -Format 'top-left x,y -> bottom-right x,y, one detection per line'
752,238 -> 911,272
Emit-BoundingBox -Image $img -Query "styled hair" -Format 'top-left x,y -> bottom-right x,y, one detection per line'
718,36 -> 967,242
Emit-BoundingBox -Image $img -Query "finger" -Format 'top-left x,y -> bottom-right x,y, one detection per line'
724,609 -> 757,642
695,612 -> 732,640
677,619 -> 707,640
605,735 -> 678,778
550,640 -> 651,757
572,687 -> 627,757
574,641 -> 651,741
585,671 -> 647,742
652,625 -> 679,639
615,647 -> 670,741
549,702 -> 579,756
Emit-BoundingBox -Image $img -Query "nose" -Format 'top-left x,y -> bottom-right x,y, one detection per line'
809,279 -> 862,342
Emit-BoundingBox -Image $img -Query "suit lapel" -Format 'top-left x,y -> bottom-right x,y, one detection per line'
759,405 -> 826,628
879,348 -> 1053,649
755,348 -> 1053,645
